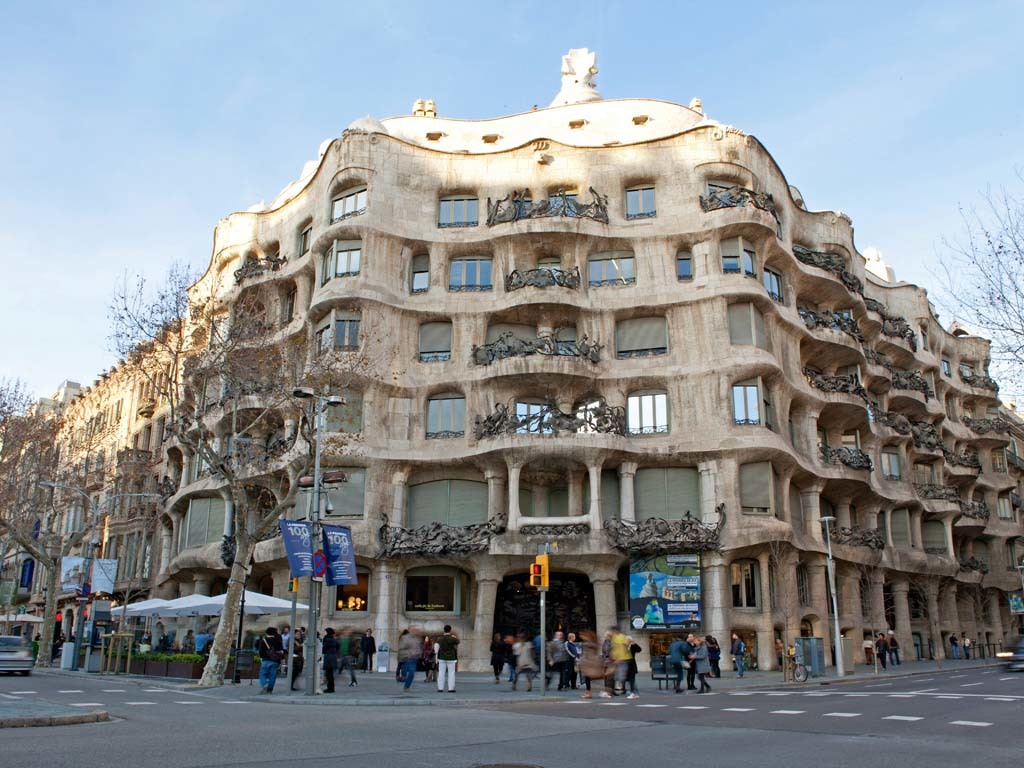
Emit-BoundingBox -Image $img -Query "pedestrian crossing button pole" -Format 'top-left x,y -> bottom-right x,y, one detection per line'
530,553 -> 550,696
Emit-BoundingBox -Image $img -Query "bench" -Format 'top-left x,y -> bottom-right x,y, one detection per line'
650,655 -> 673,690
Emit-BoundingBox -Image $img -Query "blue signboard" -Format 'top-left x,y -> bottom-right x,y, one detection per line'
629,553 -> 702,631
279,520 -> 315,577
321,524 -> 357,586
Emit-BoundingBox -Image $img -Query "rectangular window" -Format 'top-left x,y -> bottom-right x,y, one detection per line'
427,395 -> 465,438
992,450 -> 1007,473
722,238 -> 741,273
913,462 -> 934,485
299,225 -> 312,255
588,251 -> 636,287
615,317 -> 668,359
733,381 -> 761,425
282,288 -> 296,324
329,240 -> 361,278
419,322 -> 453,362
438,196 -> 478,227
448,257 -> 492,291
841,431 -> 860,450
315,326 -> 331,356
941,359 -> 951,377
334,315 -> 360,350
633,467 -> 701,521
730,561 -> 760,608
627,392 -> 669,435
676,251 -> 693,280
331,187 -> 367,222
515,401 -> 552,435
959,362 -> 974,379
727,302 -> 767,349
739,461 -> 772,514
625,185 -> 656,219
743,249 -> 757,277
881,450 -> 901,481
763,268 -> 783,302
997,494 -> 1012,519
411,254 -> 430,293
334,572 -> 369,612
891,508 -> 911,548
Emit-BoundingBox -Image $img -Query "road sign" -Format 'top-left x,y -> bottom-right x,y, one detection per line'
312,550 -> 328,578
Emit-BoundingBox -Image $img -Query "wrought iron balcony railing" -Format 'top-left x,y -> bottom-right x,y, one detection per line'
419,351 -> 452,363
910,420 -> 944,451
505,266 -> 581,291
892,370 -> 932,399
474,399 -> 626,440
944,448 -> 982,470
958,499 -> 990,519
830,526 -> 885,550
792,245 -> 864,295
820,446 -> 874,471
869,403 -> 911,434
234,253 -> 287,285
803,368 -> 869,401
960,371 -> 999,393
914,483 -> 960,503
486,187 -> 609,226
699,185 -> 781,234
964,417 -> 1010,436
959,556 -> 989,574
471,331 -> 601,366
797,308 -> 865,342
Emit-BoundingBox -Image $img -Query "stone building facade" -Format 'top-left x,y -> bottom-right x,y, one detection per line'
26,51 -> 1024,669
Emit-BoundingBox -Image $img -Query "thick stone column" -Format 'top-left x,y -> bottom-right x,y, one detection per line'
891,579 -> 913,659
587,463 -> 604,530
698,462 -> 718,523
800,488 -> 824,544
507,460 -> 523,532
757,551 -> 775,670
617,462 -> 637,522
809,556 -> 832,667
391,469 -> 410,526
470,575 -> 501,671
910,509 -> 923,551
869,573 -> 886,635
839,568 -> 863,663
943,519 -> 955,557
702,559 -> 729,643
925,581 -> 945,660
372,561 -> 401,670
567,469 -> 585,517
485,468 -> 506,524
883,509 -> 894,547
592,576 -> 619,633
192,574 -> 212,596
988,592 -> 1005,647
835,499 -> 852,530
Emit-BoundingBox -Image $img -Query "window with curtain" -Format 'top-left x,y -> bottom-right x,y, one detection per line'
179,497 -> 227,551
411,254 -> 430,294
739,461 -> 772,514
732,379 -> 761,425
997,493 -> 1012,519
449,257 -> 492,291
616,317 -> 668,359
625,184 -> 656,219
419,322 -> 453,362
323,389 -> 363,433
588,251 -> 636,287
912,462 -> 934,485
730,560 -> 760,608
727,302 -> 767,349
992,449 -> 1007,473
881,449 -> 901,481
676,251 -> 693,280
407,480 -> 487,527
634,467 -> 700,520
627,391 -> 669,435
405,567 -> 467,612
438,196 -> 478,227
426,394 -> 465,438
331,186 -> 367,222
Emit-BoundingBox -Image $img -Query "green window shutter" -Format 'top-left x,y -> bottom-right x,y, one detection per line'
634,468 -> 670,519
922,521 -> 945,550
728,303 -> 754,345
519,485 -> 535,517
419,322 -> 452,353
486,323 -> 536,344
447,480 -> 488,526
616,317 -> 668,353
326,468 -> 366,516
739,462 -> 772,510
664,468 -> 700,520
548,487 -> 569,517
186,499 -> 210,549
207,498 -> 226,544
408,481 -> 449,527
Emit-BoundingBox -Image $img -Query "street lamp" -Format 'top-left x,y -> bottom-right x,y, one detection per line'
39,480 -> 160,672
820,515 -> 846,678
1016,563 -> 1024,634
291,387 -> 345,696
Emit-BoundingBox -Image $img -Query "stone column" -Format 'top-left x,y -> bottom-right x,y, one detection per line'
485,468 -> 506,524
192,574 -> 212,596
702,558 -> 729,643
372,561 -> 402,670
757,551 -> 775,670
883,509 -> 894,547
592,576 -> 619,633
698,462 -> 718,523
988,592 -> 1005,647
891,579 -> 913,659
471,576 -> 501,671
567,469 -> 585,517
862,505 -> 880,531
800,487 -> 824,544
507,460 -> 523,532
169,512 -> 182,561
868,572 -> 886,635
835,499 -> 852,530
943,519 -> 955,557
391,469 -> 410,526
839,569 -> 863,663
617,462 -> 637,522
587,463 -> 604,530
910,509 -> 923,551
809,556 -> 832,667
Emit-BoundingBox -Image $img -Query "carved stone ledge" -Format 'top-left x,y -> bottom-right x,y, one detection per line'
603,505 -> 724,554
518,523 -> 591,537
792,245 -> 863,294
377,514 -> 504,557
487,187 -> 609,226
471,330 -> 601,366
831,526 -> 886,550
474,399 -> 625,439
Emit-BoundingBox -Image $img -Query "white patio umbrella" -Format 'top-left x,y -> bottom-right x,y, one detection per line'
152,593 -> 223,618
188,590 -> 308,616
0,613 -> 43,623
111,598 -> 172,618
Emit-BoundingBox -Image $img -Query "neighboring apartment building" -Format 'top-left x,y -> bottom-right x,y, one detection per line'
18,50 -> 1024,669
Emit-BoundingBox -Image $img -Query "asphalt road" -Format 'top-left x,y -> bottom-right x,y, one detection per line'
0,666 -> 1020,767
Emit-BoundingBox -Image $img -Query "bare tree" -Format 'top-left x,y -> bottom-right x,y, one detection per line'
936,174 -> 1024,393
766,537 -> 796,679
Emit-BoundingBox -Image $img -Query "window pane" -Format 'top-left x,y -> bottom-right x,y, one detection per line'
643,187 -> 655,212
479,258 -> 491,287
626,189 -> 639,216
677,256 -> 692,279
733,387 -> 745,419
466,198 -> 478,223
413,271 -> 429,291
654,394 -> 667,429
465,259 -> 477,285
746,388 -> 759,422
589,260 -> 603,284
449,260 -> 462,288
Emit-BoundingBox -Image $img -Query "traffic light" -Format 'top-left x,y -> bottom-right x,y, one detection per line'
529,554 -> 549,589
288,577 -> 299,593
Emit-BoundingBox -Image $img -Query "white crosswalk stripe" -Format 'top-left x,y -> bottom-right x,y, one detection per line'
58,690 -> 83,694
950,720 -> 991,727
824,712 -> 861,717
722,707 -> 755,712
635,704 -> 667,708
174,701 -> 204,705
124,701 -> 157,706
884,715 -> 922,721
0,694 -> 22,700
677,706 -> 707,710
887,694 -> 914,698
101,689 -> 126,693
9,691 -> 36,694
69,703 -> 103,707
961,682 -> 983,687
770,710 -> 805,715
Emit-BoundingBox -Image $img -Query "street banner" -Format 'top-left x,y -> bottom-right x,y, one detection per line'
60,556 -> 85,594
91,559 -> 118,595
321,524 -> 357,585
629,553 -> 702,630
279,520 -> 315,577
1009,592 -> 1024,615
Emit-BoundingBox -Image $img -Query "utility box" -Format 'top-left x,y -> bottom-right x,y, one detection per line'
795,637 -> 827,677
60,642 -> 76,670
840,637 -> 855,670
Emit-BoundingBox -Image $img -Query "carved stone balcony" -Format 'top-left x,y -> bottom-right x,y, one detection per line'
792,245 -> 863,295
910,420 -> 944,452
959,556 -> 990,574
798,308 -> 864,342
914,483 -> 960,503
892,370 -> 932,399
505,266 -> 581,291
378,514 -> 502,557
474,399 -> 626,440
820,446 -> 874,471
870,404 -> 911,435
234,253 -> 287,285
944,448 -> 981,470
137,399 -> 157,418
960,372 -> 999,393
603,505 -> 724,555
486,187 -> 609,226
803,368 -> 868,401
863,347 -> 893,371
964,417 -> 1010,436
831,526 -> 886,550
957,499 -> 990,519
470,331 -> 601,366
700,186 -> 781,231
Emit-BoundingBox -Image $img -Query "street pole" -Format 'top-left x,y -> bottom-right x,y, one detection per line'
1016,565 -> 1024,636
232,576 -> 247,684
539,589 -> 546,698
304,395 -> 324,697
820,516 -> 845,677
286,586 -> 297,695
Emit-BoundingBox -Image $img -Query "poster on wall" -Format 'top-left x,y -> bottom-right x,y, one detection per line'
629,553 -> 702,631
1009,592 -> 1024,615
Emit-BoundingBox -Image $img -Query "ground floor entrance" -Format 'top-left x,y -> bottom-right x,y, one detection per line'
492,572 -> 595,638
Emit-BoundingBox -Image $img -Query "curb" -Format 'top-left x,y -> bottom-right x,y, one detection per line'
728,661 -> 1004,692
244,692 -> 573,707
0,711 -> 110,729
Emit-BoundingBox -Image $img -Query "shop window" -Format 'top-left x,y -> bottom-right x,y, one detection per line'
730,560 -> 761,608
405,567 -> 467,613
334,570 -> 369,613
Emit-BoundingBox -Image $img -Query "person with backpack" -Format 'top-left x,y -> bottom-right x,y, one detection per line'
258,626 -> 285,694
730,633 -> 746,678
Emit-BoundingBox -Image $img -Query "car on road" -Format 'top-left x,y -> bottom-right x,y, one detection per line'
997,637 -> 1024,671
0,635 -> 33,675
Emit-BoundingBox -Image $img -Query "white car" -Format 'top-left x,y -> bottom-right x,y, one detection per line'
0,636 -> 33,675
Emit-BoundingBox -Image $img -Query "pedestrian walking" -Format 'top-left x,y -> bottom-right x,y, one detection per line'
565,632 -> 580,689
668,635 -> 689,693
549,631 -> 570,690
684,633 -> 698,689
693,636 -> 712,693
949,633 -> 961,659
322,627 -> 340,693
730,633 -> 746,678
503,634 -> 517,683
339,628 -> 358,686
963,635 -> 972,659
422,635 -> 437,682
577,630 -> 603,699
874,632 -> 888,670
490,632 -> 506,683
887,631 -> 901,666
289,638 -> 304,691
361,629 -> 376,672
603,626 -> 630,698
707,635 -> 722,678
396,629 -> 408,683
435,625 -> 459,693
513,631 -> 537,691
397,627 -> 421,691
257,626 -> 285,694
625,637 -> 642,699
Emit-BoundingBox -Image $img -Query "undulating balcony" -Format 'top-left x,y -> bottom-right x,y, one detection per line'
803,368 -> 869,401
820,445 -> 873,471
913,483 -> 960,503
470,331 -> 601,366
798,308 -> 864,343
505,266 -> 581,291
792,245 -> 863,294
473,400 -> 626,440
486,188 -> 609,226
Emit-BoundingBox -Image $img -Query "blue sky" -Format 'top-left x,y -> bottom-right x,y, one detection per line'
1,1 -> 1021,396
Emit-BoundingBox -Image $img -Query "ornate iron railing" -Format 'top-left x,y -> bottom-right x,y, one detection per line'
518,523 -> 591,537
617,347 -> 668,360
959,556 -> 989,574
117,448 -> 153,467
792,245 -> 863,295
960,372 -> 999,393
924,546 -> 949,555
419,351 -> 451,363
425,430 -> 464,440
964,417 -> 1010,435
870,403 -> 911,434
699,185 -> 781,233
958,499 -> 990,519
892,370 -> 932,399
831,526 -> 886,550
505,266 -> 581,291
487,187 -> 609,226
820,446 -> 874,471
862,347 -> 892,370
910,420 -> 944,451
803,368 -> 869,401
798,308 -> 864,342
603,505 -> 725,554
944,448 -> 982,470
471,331 -> 601,366
473,399 -> 626,439
914,483 -> 960,503
234,253 -> 287,285
377,513 -> 503,557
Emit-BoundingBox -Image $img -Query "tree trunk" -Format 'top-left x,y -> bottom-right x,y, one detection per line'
197,539 -> 255,687
34,559 -> 59,669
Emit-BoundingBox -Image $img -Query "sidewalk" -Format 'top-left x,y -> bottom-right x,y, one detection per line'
0,696 -> 109,729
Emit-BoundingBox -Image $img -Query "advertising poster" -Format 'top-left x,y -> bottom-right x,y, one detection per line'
279,520 -> 314,577
1009,592 -> 1024,615
60,556 -> 85,594
629,553 -> 702,631
91,559 -> 118,595
322,524 -> 357,586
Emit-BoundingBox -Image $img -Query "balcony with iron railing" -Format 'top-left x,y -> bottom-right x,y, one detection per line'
486,188 -> 610,226
803,369 -> 869,402
964,417 -> 1011,436
797,308 -> 864,343
820,445 -> 874,471
913,483 -> 961,503
792,245 -> 863,295
699,185 -> 782,237
473,400 -> 626,440
959,371 -> 1000,393
470,331 -> 601,366
505,266 -> 581,292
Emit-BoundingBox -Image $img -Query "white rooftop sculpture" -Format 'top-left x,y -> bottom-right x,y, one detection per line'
550,47 -> 602,107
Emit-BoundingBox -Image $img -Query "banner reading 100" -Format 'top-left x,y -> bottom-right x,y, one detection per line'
629,554 -> 702,631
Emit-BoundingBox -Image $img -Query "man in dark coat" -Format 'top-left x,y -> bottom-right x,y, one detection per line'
361,629 -> 377,672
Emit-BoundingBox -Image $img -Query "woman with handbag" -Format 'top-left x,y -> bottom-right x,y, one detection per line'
257,626 -> 285,694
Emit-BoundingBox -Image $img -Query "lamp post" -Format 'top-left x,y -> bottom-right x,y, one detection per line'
1016,564 -> 1024,634
819,515 -> 845,678
39,481 -> 160,672
292,387 -> 345,696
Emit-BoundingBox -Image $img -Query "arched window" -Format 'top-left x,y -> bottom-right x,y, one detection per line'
731,560 -> 761,608
405,566 -> 468,613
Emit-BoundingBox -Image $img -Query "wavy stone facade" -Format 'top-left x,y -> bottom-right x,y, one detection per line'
35,58 -> 1024,671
